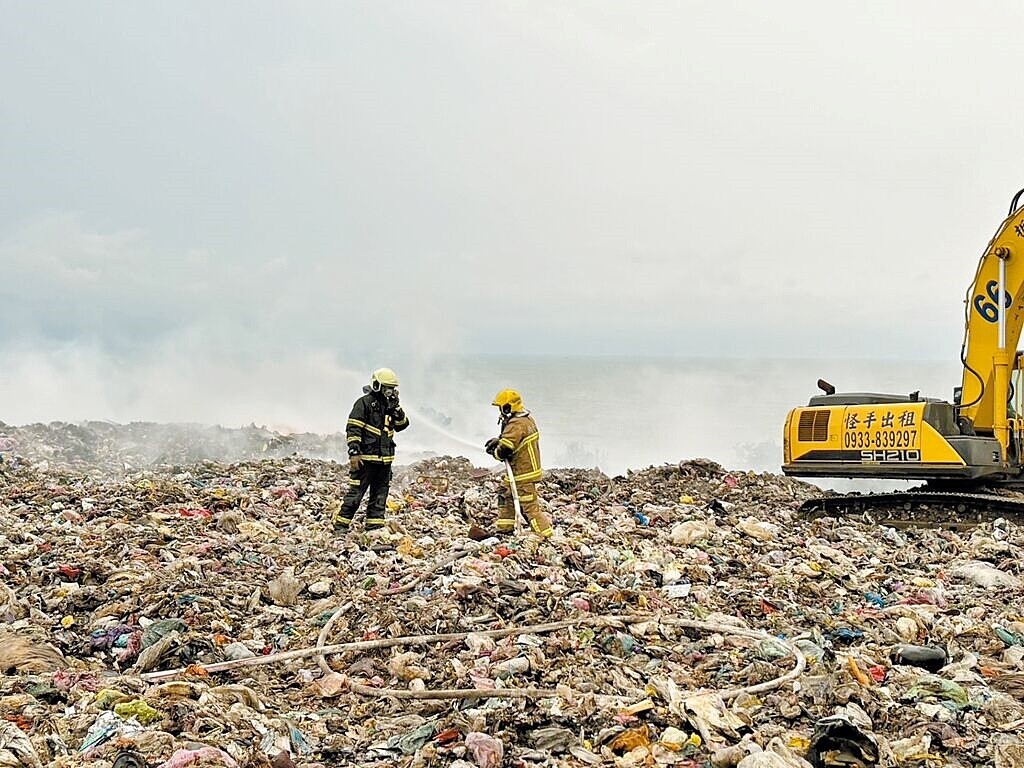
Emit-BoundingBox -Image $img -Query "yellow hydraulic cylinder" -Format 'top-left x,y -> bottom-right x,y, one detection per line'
994,348 -> 1011,464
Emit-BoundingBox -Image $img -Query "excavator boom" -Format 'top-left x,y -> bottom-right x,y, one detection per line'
961,190 -> 1024,434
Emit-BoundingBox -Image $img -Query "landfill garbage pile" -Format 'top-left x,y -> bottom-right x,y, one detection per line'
0,421 -> 352,474
2,445 -> 1024,767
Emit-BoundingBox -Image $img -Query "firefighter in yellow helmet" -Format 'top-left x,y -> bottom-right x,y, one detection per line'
484,389 -> 554,538
333,368 -> 409,533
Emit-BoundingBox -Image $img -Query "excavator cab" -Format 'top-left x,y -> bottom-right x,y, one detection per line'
782,385 -> 1002,481
1007,351 -> 1024,461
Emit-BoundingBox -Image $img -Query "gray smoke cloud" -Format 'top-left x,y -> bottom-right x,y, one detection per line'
2,1 -> 1019,458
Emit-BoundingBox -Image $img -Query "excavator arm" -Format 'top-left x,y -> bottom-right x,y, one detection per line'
959,190 -> 1024,458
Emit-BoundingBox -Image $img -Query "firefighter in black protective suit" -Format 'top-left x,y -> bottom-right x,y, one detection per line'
333,368 -> 409,533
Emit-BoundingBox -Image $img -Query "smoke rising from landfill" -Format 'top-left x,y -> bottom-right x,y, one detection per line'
3,2 -> 1024,471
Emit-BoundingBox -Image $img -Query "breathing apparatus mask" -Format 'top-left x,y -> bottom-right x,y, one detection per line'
497,402 -> 512,426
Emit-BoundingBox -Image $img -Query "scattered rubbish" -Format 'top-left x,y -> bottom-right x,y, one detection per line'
0,422 -> 1021,765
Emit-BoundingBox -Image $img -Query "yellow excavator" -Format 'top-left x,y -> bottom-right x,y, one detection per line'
783,188 -> 1024,520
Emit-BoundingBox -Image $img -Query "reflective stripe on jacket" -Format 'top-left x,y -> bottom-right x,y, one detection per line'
346,392 -> 409,462
499,413 -> 542,483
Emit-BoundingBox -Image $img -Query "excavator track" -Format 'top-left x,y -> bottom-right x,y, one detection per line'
799,490 -> 1024,529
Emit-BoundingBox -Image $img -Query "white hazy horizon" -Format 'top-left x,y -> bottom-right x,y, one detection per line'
0,352 -> 964,483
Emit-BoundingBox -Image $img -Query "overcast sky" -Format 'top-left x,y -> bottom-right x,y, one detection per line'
3,2 -> 1024,426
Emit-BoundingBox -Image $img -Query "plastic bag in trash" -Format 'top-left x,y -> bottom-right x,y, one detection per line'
904,675 -> 971,709
806,715 -> 879,767
949,561 -> 1022,589
465,731 -> 504,768
79,710 -> 145,753
0,720 -> 42,768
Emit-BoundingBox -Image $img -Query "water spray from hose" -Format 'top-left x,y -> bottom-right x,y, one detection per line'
402,404 -> 488,455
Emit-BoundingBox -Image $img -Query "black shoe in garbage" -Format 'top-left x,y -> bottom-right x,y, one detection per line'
890,644 -> 947,672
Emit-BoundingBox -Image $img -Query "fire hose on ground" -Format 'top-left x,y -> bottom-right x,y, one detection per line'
141,551 -> 807,704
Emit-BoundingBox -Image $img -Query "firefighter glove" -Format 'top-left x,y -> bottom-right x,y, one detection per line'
349,456 -> 362,474
485,437 -> 500,456
494,443 -> 513,461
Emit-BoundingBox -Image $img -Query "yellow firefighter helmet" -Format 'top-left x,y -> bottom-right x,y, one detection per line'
371,368 -> 399,391
492,389 -> 524,414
